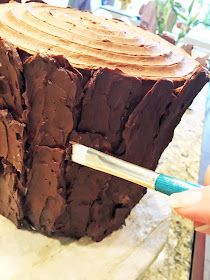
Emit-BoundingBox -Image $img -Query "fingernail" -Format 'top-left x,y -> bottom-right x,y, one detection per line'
204,165 -> 210,185
195,225 -> 210,234
169,190 -> 203,208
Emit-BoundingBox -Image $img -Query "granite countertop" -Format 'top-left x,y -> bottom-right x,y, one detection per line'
141,84 -> 208,280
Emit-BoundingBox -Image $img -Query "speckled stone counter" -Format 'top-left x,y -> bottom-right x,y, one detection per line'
141,84 -> 208,280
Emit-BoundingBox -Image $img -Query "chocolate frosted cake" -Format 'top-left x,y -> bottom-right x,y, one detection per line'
0,2 -> 208,241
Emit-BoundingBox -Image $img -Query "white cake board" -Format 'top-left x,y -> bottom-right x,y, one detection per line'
0,190 -> 171,280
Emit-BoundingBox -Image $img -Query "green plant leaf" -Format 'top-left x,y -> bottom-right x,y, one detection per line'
177,30 -> 186,41
174,10 -> 187,21
165,9 -> 177,32
174,2 -> 183,10
192,19 -> 199,27
188,14 -> 199,25
188,0 -> 196,15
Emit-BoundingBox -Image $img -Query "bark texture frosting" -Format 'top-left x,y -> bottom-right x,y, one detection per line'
0,2 -> 209,241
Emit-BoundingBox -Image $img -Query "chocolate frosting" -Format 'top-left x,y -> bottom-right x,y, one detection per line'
0,2 -> 203,80
25,146 -> 66,234
0,39 -> 24,226
0,38 -> 23,119
0,110 -> 24,225
23,54 -> 83,148
0,3 -> 209,241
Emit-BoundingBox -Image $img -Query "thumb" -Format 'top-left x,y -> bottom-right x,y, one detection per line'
204,165 -> 210,186
169,164 -> 210,225
169,186 -> 210,225
169,165 -> 210,233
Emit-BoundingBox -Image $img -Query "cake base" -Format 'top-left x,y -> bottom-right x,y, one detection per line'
0,190 -> 170,280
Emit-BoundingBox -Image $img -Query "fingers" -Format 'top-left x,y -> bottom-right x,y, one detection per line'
194,166 -> 210,234
195,224 -> 210,234
204,165 -> 210,186
169,165 -> 210,234
169,186 -> 210,225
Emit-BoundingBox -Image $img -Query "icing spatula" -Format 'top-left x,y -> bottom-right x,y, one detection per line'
71,142 -> 202,196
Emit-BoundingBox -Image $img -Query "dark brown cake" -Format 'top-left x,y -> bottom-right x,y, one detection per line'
0,2 -> 208,241
0,39 -> 24,225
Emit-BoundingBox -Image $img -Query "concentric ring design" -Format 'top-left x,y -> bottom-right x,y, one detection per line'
0,2 -> 200,80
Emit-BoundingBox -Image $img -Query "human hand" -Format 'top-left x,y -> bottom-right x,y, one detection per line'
169,166 -> 210,234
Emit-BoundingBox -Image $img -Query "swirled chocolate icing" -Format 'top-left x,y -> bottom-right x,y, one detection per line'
0,2 -> 208,241
0,2 -> 202,79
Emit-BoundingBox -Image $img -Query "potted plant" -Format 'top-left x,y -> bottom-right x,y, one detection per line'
155,0 -> 204,43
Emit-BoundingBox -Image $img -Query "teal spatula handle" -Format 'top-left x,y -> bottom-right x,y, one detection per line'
155,174 -> 202,196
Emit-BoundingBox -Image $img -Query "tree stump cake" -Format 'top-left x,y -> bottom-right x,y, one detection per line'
0,2 -> 208,241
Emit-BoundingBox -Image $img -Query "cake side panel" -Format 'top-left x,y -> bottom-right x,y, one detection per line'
23,54 -> 84,234
24,146 -> 66,234
122,79 -> 174,168
0,39 -> 25,226
68,71 -> 208,241
61,70 -> 148,241
78,68 -> 144,151
63,73 -> 174,241
23,60 -> 150,240
0,110 -> 24,226
151,70 -> 209,167
85,79 -> 174,240
20,51 -> 209,241
23,54 -> 83,148
0,38 -> 24,120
